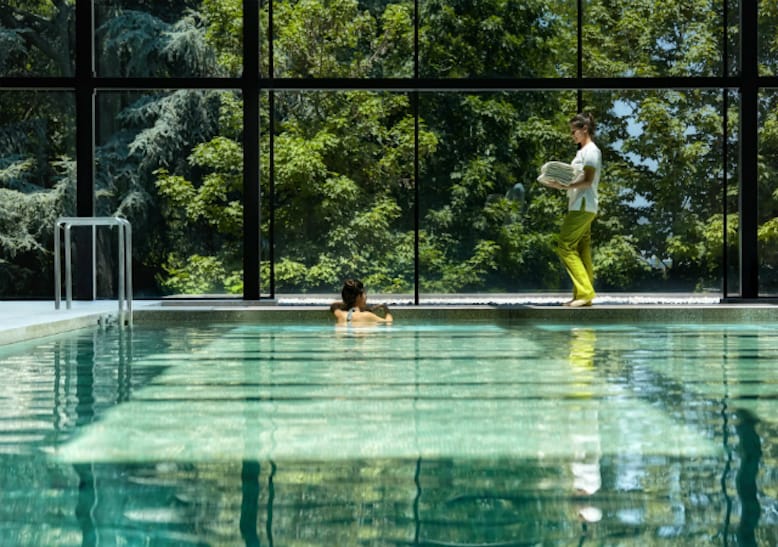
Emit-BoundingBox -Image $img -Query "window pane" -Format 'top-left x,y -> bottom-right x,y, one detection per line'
96,89 -> 244,297
419,91 -> 577,295
420,0 -> 575,78
0,91 -> 75,298
95,1 -> 239,77
726,0 -> 740,76
260,90 -> 270,295
272,91 -> 415,301
584,1 -> 727,77
759,2 -> 778,77
725,90 -> 739,296
0,1 -> 75,77
759,89 -> 778,295
272,0 -> 412,78
419,90 -> 726,297
586,89 -> 726,295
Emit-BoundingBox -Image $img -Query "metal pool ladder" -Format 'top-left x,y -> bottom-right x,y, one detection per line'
54,216 -> 133,327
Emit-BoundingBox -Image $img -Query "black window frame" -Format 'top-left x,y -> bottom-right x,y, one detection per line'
0,0 -> 771,302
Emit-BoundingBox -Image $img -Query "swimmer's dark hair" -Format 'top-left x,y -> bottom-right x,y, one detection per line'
340,278 -> 365,310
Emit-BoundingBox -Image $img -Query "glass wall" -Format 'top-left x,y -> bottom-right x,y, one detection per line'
0,91 -> 75,298
583,1 -> 728,78
725,90 -> 740,296
759,5 -> 778,295
586,89 -> 728,294
0,1 -> 75,77
272,0 -> 411,78
417,89 -> 732,296
418,91 -> 575,294
272,90 -> 415,299
759,89 -> 778,296
0,1 -> 773,301
759,1 -> 778,77
96,89 -> 244,297
419,0 -> 576,78
95,0 -> 236,77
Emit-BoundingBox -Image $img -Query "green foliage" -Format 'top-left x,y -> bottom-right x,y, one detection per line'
274,0 -> 377,77
420,0 -> 570,78
0,82 -> 76,296
0,160 -> 73,296
595,234 -> 653,289
0,28 -> 27,74
4,0 -> 777,296
266,88 -> 429,292
759,87 -> 778,290
158,253 -> 241,295
0,1 -> 75,76
584,0 -> 724,77
96,3 -> 218,77
201,0 -> 242,76
153,128 -> 243,294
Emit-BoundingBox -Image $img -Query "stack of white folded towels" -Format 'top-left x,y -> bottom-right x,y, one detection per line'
537,161 -> 581,186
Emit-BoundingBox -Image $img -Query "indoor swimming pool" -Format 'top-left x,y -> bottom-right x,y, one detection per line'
0,319 -> 776,545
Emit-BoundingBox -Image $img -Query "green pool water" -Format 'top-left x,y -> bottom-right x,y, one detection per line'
0,320 -> 776,545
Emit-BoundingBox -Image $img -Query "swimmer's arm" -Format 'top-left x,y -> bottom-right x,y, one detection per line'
361,305 -> 393,323
375,311 -> 393,323
361,311 -> 392,323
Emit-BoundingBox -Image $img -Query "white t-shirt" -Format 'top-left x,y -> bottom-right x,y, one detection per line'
567,141 -> 601,213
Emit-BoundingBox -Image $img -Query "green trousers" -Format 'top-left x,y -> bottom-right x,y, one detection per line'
557,210 -> 596,301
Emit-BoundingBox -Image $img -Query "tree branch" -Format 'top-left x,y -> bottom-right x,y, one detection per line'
0,2 -> 74,76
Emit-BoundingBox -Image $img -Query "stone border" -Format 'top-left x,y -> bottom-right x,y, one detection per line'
0,313 -> 111,347
2,302 -> 777,348
133,303 -> 778,325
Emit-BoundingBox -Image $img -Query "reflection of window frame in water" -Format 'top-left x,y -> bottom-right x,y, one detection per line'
735,408 -> 762,545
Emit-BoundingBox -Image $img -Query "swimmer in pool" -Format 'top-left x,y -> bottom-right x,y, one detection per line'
330,278 -> 393,325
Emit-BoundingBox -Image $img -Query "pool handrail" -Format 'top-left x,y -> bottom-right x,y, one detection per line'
54,216 -> 133,327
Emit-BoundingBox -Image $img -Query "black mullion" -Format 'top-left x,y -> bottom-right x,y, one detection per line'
243,0 -> 260,300
413,90 -> 420,306
268,91 -> 276,298
75,0 -> 94,217
8,75 -> 769,92
739,1 -> 759,298
414,0 -> 420,305
721,0 -> 729,298
74,0 -> 94,300
259,76 -> 740,91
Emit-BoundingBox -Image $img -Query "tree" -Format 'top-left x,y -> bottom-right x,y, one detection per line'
2,0 -> 771,297
0,1 -> 76,296
0,0 -> 74,77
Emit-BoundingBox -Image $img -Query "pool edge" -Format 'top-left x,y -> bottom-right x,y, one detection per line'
2,301 -> 778,347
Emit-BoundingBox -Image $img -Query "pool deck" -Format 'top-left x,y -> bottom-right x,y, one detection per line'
1,294 -> 777,346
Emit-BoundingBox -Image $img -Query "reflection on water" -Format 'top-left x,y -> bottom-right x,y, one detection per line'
568,329 -> 603,533
735,409 -> 762,547
0,322 -> 776,545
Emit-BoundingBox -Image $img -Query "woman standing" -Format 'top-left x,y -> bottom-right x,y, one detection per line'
545,113 -> 602,307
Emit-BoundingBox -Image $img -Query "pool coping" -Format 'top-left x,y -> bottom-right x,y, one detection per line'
2,298 -> 778,346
